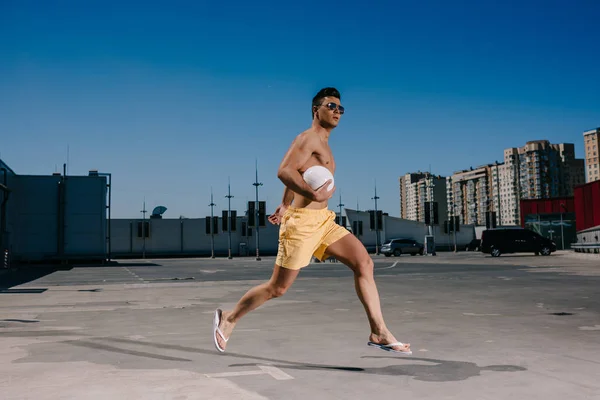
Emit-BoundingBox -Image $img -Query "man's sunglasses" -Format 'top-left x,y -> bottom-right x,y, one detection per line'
321,102 -> 345,114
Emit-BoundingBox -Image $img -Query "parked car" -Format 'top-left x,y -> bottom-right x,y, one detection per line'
480,228 -> 556,257
381,238 -> 424,257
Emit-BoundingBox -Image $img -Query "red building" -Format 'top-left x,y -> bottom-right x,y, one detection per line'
518,180 -> 600,249
520,197 -> 577,249
574,180 -> 600,232
520,197 -> 575,227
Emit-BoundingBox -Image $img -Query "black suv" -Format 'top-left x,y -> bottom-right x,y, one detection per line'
480,228 -> 556,257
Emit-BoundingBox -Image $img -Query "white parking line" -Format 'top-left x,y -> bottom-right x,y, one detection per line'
376,261 -> 398,270
205,365 -> 294,381
122,267 -> 146,283
205,370 -> 265,378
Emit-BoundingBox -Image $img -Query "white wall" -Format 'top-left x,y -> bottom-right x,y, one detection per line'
345,209 -> 476,251
110,217 -> 281,257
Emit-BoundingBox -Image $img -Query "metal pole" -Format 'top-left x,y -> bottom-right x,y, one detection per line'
560,203 -> 565,250
107,174 -> 111,261
97,172 -> 111,262
429,180 -> 434,237
428,175 -> 436,256
372,181 -> 380,255
452,203 -> 457,252
0,168 -> 9,264
338,192 -> 344,226
495,164 -> 501,225
226,178 -> 233,259
253,159 -> 263,261
209,188 -> 215,259
141,199 -> 146,259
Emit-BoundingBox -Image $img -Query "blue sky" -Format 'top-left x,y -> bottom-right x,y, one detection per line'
1,0 -> 599,218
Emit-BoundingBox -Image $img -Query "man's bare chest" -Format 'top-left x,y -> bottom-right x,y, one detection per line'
312,145 -> 335,172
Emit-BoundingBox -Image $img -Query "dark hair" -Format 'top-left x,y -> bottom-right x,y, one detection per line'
312,87 -> 341,118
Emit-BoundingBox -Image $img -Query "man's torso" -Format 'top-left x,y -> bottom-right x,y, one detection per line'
293,129 -> 335,210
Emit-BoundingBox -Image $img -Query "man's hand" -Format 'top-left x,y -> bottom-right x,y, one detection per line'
311,179 -> 335,202
268,204 -> 289,225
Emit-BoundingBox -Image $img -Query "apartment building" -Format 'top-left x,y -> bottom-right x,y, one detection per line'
446,163 -> 502,226
500,140 -> 585,225
584,128 -> 600,183
399,172 -> 447,224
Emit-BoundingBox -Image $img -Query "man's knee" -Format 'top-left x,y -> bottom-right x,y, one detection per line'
356,257 -> 374,276
269,284 -> 289,298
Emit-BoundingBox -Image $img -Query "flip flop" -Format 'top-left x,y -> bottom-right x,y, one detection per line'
213,309 -> 229,353
367,341 -> 413,355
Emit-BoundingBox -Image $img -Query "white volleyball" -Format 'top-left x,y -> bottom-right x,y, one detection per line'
302,165 -> 334,191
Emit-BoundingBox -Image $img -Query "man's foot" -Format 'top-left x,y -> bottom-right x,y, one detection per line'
213,309 -> 236,352
368,332 -> 411,354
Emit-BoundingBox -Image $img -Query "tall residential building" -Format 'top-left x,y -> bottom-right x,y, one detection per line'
500,140 -> 585,225
584,128 -> 600,183
446,163 -> 502,226
399,172 -> 448,224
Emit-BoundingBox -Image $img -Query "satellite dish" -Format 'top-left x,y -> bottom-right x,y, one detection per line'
152,206 -> 167,216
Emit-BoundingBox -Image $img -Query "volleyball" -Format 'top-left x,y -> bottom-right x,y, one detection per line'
302,165 -> 334,191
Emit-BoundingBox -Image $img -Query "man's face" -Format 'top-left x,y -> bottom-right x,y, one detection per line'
314,96 -> 344,127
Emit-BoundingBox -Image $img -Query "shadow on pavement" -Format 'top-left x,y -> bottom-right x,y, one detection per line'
229,356 -> 526,382
58,337 -> 526,383
0,266 -> 58,290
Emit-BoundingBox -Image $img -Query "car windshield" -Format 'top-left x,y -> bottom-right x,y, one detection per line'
383,241 -> 391,245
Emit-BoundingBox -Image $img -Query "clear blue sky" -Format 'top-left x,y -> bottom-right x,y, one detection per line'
1,0 -> 599,218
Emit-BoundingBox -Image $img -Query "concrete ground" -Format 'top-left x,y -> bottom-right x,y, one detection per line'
1,251 -> 599,400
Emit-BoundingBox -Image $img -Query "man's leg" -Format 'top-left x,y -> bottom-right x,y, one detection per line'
215,264 -> 300,351
324,234 -> 411,353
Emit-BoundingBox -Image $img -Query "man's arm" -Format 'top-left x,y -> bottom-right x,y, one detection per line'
267,186 -> 294,225
277,133 -> 330,201
281,186 -> 294,206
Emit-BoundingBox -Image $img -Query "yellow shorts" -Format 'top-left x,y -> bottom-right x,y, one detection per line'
275,207 -> 350,270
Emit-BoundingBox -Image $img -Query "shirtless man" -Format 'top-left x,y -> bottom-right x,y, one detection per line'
213,87 -> 411,355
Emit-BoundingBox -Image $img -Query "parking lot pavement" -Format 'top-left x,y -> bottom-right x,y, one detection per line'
1,252 -> 599,399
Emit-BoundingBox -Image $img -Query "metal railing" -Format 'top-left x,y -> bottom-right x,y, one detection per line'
570,243 -> 600,254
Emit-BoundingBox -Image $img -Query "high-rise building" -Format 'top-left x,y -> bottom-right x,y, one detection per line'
446,163 -> 502,226
584,128 -> 600,183
499,140 -> 585,225
399,172 -> 447,224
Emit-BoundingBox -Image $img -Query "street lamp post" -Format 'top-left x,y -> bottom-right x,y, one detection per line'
452,203 -> 458,253
427,176 -> 436,256
560,203 -> 566,250
338,192 -> 344,226
226,178 -> 234,259
141,199 -> 147,259
372,182 -> 380,255
253,160 -> 263,261
209,188 -> 216,259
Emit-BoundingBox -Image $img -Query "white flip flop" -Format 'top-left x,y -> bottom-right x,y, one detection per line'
367,341 -> 412,355
213,309 -> 229,353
